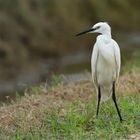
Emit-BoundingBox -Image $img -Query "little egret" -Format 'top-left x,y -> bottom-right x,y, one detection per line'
76,22 -> 122,122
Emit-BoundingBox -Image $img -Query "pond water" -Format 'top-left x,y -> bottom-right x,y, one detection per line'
0,32 -> 140,101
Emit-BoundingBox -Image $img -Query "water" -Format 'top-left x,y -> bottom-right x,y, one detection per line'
0,32 -> 140,101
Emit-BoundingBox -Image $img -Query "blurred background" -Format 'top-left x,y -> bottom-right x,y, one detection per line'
0,0 -> 139,100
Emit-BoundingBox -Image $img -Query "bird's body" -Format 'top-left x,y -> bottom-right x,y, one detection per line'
76,22 -> 122,122
91,34 -> 120,102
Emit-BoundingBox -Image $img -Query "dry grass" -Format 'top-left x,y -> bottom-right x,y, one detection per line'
0,69 -> 139,138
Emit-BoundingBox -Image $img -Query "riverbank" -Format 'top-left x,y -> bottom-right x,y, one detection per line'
0,68 -> 139,139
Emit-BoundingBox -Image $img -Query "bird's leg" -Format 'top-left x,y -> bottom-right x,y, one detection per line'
112,81 -> 123,122
96,86 -> 101,117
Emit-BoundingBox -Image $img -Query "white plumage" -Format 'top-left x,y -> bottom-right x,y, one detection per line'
91,22 -> 121,102
76,22 -> 122,122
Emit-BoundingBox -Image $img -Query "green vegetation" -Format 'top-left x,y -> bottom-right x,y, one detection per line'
50,74 -> 62,87
0,68 -> 139,139
1,94 -> 140,140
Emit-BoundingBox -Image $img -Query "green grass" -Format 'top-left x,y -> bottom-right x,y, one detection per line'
10,94 -> 140,140
0,59 -> 139,140
50,74 -> 62,87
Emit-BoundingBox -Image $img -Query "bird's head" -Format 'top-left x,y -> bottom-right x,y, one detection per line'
76,22 -> 111,36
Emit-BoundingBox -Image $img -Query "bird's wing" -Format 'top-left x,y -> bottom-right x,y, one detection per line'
113,40 -> 121,81
91,42 -> 99,86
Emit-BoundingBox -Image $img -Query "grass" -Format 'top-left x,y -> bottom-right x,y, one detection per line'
0,69 -> 139,140
44,95 -> 140,140
4,95 -> 140,140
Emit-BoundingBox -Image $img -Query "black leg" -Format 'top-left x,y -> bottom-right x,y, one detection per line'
96,86 -> 101,117
112,81 -> 123,122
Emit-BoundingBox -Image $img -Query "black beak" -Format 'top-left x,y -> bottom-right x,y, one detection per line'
76,28 -> 95,36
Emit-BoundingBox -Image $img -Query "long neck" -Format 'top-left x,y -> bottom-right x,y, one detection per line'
102,29 -> 112,38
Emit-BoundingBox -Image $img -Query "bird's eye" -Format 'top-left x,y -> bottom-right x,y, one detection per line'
95,26 -> 100,30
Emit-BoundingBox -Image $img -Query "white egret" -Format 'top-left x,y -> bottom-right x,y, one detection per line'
76,22 -> 122,122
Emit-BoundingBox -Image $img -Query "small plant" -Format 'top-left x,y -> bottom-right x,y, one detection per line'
30,86 -> 42,95
50,74 -> 62,87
